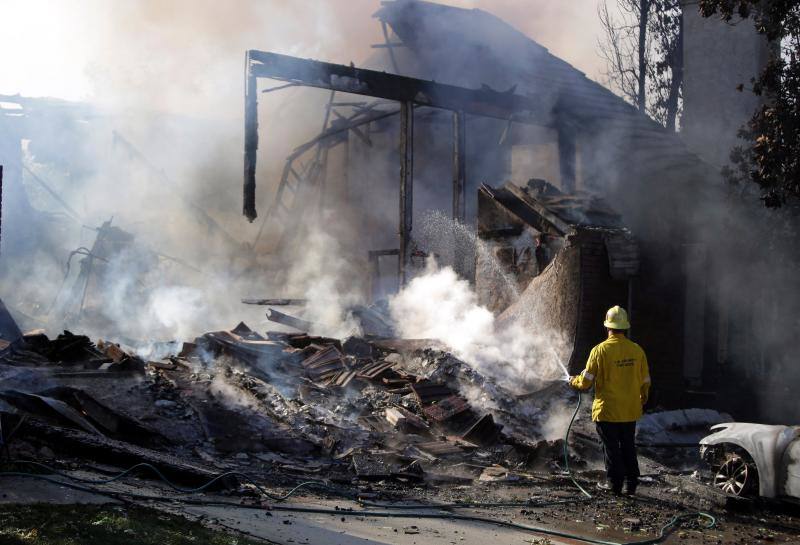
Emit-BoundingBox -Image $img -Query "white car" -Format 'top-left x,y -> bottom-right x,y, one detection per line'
700,422 -> 800,500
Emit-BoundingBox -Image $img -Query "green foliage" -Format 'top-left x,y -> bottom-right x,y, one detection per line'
698,0 -> 800,207
647,0 -> 683,130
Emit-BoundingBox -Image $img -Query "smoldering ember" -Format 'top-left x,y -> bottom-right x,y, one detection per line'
1,1 -> 799,544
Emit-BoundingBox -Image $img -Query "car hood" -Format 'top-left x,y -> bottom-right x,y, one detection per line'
700,422 -> 791,446
701,422 -> 797,498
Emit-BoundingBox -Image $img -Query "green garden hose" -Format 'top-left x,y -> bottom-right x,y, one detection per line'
564,390 -> 594,498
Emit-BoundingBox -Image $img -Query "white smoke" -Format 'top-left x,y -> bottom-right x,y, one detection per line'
284,222 -> 365,338
145,285 -> 208,341
389,258 -> 569,394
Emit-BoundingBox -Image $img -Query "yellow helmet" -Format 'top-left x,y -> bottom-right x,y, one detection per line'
603,305 -> 630,330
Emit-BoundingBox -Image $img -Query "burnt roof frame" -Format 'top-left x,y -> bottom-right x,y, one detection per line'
479,184 -> 571,237
242,49 -> 555,222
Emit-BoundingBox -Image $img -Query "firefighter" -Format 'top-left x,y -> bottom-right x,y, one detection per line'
569,306 -> 650,495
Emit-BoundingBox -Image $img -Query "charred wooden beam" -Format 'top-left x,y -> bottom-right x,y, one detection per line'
9,415 -> 227,487
266,308 -> 314,332
399,101 -> 414,286
368,249 -> 400,257
558,126 -> 577,193
246,51 -> 546,123
480,184 -> 571,237
505,184 -> 572,235
22,165 -> 82,223
243,51 -> 553,220
242,50 -> 555,221
261,82 -> 296,94
452,111 -> 467,278
370,42 -> 406,49
0,165 -> 3,250
452,110 -> 466,222
289,109 -> 399,161
242,298 -> 306,306
244,51 -> 259,222
332,110 -> 372,146
380,21 -> 400,73
315,134 -> 332,214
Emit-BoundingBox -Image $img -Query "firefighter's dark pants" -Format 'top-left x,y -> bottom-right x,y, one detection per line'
596,421 -> 639,492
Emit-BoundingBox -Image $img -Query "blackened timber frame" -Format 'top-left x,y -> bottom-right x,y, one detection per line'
0,165 -> 3,249
452,111 -> 466,222
244,53 -> 259,221
243,50 -> 550,282
245,50 -> 548,127
399,102 -> 414,285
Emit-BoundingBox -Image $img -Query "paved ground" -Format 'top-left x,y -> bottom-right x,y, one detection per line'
0,475 -> 119,505
0,476 -> 590,545
2,470 -> 799,544
183,502 -> 577,545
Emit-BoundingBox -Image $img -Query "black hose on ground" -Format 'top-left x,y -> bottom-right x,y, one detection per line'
0,460 -> 333,502
0,391 -> 717,544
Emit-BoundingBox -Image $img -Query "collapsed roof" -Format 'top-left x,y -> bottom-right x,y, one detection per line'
245,0 -> 726,254
374,0 -> 697,154
372,0 -> 724,239
480,179 -> 624,236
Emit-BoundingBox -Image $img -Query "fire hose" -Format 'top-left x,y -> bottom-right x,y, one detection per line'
0,390 -> 716,544
557,390 -> 716,543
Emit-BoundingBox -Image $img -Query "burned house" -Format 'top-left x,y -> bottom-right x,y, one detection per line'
0,95 -> 98,265
5,3 -> 800,542
0,94 -> 253,341
477,180 -> 639,376
242,0 -> 753,415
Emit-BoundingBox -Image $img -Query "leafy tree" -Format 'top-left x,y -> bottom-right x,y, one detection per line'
648,2 -> 683,130
599,0 -> 684,130
697,0 -> 800,207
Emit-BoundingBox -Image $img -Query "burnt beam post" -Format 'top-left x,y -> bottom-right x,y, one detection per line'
399,101 -> 414,286
0,165 -> 3,252
246,51 -> 548,120
452,111 -> 466,279
243,50 -> 552,221
243,51 -> 259,222
557,126 -> 577,193
452,111 -> 466,222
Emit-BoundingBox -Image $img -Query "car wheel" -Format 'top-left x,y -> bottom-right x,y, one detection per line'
713,451 -> 758,497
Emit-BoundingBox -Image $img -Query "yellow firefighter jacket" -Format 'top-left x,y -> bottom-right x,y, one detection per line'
570,333 -> 650,422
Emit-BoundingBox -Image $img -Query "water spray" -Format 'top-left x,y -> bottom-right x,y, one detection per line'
549,346 -> 571,381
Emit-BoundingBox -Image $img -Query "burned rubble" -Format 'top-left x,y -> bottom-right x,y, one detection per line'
4,311 -> 799,545
0,314 -> 581,489
192,318 -> 581,481
3,1 -> 800,543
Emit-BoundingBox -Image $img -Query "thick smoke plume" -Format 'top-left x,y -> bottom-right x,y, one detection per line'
282,222 -> 365,339
0,0 -> 612,346
4,1 -> 798,428
389,259 -> 569,394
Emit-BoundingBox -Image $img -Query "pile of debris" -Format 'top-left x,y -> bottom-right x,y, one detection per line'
0,330 -> 146,374
185,321 -> 576,483
0,319 -> 577,488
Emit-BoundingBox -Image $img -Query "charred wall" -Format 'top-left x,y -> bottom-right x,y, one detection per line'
628,241 -> 687,408
475,188 -> 531,314
496,241 -> 581,368
567,230 -> 629,374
